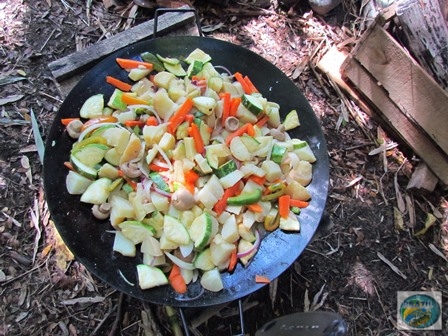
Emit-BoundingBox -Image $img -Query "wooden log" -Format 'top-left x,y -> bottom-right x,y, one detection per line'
351,23 -> 448,157
396,0 -> 448,91
48,7 -> 195,83
342,55 -> 448,185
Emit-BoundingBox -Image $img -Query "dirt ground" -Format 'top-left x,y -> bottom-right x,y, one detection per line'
1,0 -> 448,335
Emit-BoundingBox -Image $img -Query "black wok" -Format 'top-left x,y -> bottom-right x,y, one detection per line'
43,36 -> 329,308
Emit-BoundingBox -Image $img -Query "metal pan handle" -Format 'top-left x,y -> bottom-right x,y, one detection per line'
153,7 -> 203,38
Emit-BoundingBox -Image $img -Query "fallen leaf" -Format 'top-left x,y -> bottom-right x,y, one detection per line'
394,207 -> 405,231
0,76 -> 26,86
21,155 -> 32,184
0,94 -> 24,105
61,296 -> 105,305
303,288 -> 310,312
414,213 -> 437,236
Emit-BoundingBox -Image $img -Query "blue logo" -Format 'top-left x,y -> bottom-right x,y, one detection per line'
399,293 -> 441,329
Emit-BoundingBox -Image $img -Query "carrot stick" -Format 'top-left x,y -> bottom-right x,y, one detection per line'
168,264 -> 187,294
168,98 -> 193,133
255,275 -> 270,284
61,118 -> 79,126
80,116 -> 118,132
248,175 -> 266,185
124,120 -> 145,128
278,195 -> 291,219
247,203 -> 263,213
121,93 -> 150,106
246,123 -> 255,136
229,97 -> 241,117
228,249 -> 238,272
149,163 -> 169,172
255,115 -> 269,128
116,58 -> 153,70
234,72 -> 252,94
225,123 -> 252,146
117,170 -> 137,190
289,199 -> 309,208
244,75 -> 259,93
213,183 -> 241,216
188,123 -> 204,154
184,170 -> 199,184
184,114 -> 194,124
221,92 -> 231,127
105,76 -> 132,92
146,116 -> 159,126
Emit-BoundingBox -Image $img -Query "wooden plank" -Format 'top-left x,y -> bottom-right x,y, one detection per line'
316,46 -> 372,114
353,24 -> 448,156
48,7 -> 195,82
396,0 -> 448,90
342,56 -> 448,185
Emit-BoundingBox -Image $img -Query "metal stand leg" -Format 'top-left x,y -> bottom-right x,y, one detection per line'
178,307 -> 190,336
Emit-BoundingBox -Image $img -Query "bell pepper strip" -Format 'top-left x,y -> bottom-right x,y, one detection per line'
105,76 -> 132,92
246,203 -> 263,213
261,182 -> 286,201
227,189 -> 262,206
225,123 -> 255,146
71,136 -> 108,153
229,97 -> 241,117
116,58 -> 153,70
278,194 -> 291,219
264,210 -> 280,232
188,123 -> 204,154
80,116 -> 118,132
234,72 -> 252,94
124,120 -> 145,128
255,275 -> 270,284
61,118 -> 80,126
228,248 -> 238,272
168,264 -> 187,294
168,97 -> 193,133
146,116 -> 159,126
213,183 -> 241,216
289,199 -> 310,208
244,75 -> 259,93
220,92 -> 231,127
149,163 -> 169,172
255,115 -> 269,128
121,93 -> 150,106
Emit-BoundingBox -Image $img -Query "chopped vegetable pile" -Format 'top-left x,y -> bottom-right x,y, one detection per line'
63,48 -> 317,293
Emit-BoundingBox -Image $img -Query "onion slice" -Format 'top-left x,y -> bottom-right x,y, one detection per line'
164,251 -> 195,270
179,241 -> 194,258
78,122 -> 119,142
237,229 -> 261,258
118,269 -> 135,286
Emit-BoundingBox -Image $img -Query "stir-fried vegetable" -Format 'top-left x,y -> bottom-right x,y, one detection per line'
63,48 -> 317,294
